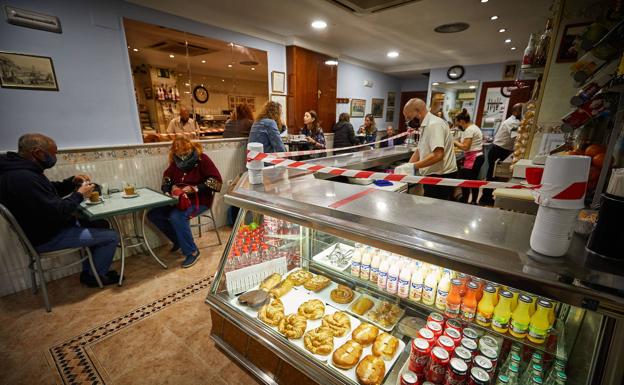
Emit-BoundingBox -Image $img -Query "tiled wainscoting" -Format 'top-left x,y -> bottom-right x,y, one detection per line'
0,138 -> 247,296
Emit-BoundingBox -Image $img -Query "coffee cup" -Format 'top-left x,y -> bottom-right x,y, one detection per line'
89,191 -> 100,203
124,186 -> 135,196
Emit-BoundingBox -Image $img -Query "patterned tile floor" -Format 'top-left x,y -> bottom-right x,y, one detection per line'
0,228 -> 261,385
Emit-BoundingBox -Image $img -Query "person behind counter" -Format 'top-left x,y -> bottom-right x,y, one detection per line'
358,114 -> 377,145
248,101 -> 287,153
223,103 -> 254,138
167,106 -> 198,134
379,126 -> 405,148
332,113 -> 358,154
301,110 -> 326,151
403,98 -> 458,200
479,103 -> 523,206
0,133 -> 120,287
148,138 -> 222,268
453,109 -> 484,204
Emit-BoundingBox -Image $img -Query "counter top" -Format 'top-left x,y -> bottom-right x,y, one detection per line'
227,148 -> 624,317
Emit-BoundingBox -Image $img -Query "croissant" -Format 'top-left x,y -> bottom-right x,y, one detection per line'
258,298 -> 285,326
304,327 -> 334,355
278,314 -> 307,339
298,299 -> 325,320
321,311 -> 351,337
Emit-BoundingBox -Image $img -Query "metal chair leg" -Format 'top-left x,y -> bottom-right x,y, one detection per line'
197,214 -> 202,238
84,248 -> 103,288
210,208 -> 222,245
29,257 -> 38,294
34,254 -> 51,312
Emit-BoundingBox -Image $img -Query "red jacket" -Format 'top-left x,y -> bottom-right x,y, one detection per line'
162,153 -> 222,208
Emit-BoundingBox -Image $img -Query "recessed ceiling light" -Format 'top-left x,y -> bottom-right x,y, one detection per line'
432,82 -> 440,85
469,85 -> 477,89
184,91 -> 190,94
498,28 -> 506,33
201,60 -> 206,63
490,15 -> 498,20
481,0 -> 488,2
251,67 -> 255,71
505,38 -> 512,43
387,51 -> 399,58
325,60 -> 338,65
169,54 -> 175,58
511,46 -> 517,50
311,20 -> 327,29
184,83 -> 190,86
221,79 -> 225,82
132,48 -> 139,52
227,64 -> 232,68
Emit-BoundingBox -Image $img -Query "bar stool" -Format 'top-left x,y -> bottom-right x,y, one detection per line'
190,206 -> 222,245
0,204 -> 103,312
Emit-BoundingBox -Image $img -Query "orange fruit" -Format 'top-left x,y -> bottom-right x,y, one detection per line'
585,144 -> 606,158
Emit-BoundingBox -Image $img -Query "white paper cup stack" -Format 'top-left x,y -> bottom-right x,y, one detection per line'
247,142 -> 264,185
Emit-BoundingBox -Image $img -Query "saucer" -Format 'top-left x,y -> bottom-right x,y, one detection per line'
122,193 -> 139,198
86,199 -> 103,205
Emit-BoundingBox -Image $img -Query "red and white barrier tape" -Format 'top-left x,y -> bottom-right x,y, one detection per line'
275,131 -> 412,158
247,150 -> 541,190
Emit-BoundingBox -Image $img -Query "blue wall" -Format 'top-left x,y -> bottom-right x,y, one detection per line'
336,62 -> 401,132
0,0 -> 287,151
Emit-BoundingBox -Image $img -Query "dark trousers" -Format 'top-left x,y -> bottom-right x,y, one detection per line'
459,155 -> 485,204
480,145 -> 512,203
423,172 -> 458,201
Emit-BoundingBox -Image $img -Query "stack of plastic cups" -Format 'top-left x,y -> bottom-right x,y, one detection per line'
247,142 -> 264,185
530,155 -> 591,257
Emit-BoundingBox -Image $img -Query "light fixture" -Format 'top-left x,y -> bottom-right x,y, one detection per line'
387,51 -> 399,58
325,60 -> 338,65
498,28 -> 506,33
432,82 -> 440,85
201,60 -> 206,63
169,54 -> 175,58
511,46 -> 517,50
469,85 -> 477,89
132,48 -> 139,52
184,91 -> 190,94
251,67 -> 255,71
311,20 -> 327,29
505,38 -> 512,43
434,22 -> 470,33
184,83 -> 190,86
481,0 -> 488,2
221,79 -> 225,82
227,64 -> 232,68
490,15 -> 498,20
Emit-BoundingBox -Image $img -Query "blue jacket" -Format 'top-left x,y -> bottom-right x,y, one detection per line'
248,118 -> 286,153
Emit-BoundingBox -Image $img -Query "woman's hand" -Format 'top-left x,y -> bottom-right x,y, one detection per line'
182,185 -> 197,194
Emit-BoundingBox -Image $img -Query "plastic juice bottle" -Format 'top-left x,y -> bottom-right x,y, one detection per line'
386,258 -> 401,294
370,250 -> 382,283
409,264 -> 425,302
360,247 -> 372,280
461,281 -> 479,322
351,245 -> 362,277
444,278 -> 462,318
508,288 -> 520,312
509,294 -> 532,339
476,285 -> 497,327
398,262 -> 412,298
435,269 -> 452,310
422,267 -> 439,306
528,300 -> 552,344
377,255 -> 390,290
543,299 -> 556,332
492,290 -> 513,333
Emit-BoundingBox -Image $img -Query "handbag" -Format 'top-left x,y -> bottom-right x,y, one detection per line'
171,183 -> 200,218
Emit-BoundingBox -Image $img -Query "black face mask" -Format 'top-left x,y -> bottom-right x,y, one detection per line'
174,150 -> 199,172
407,117 -> 420,129
35,150 -> 57,169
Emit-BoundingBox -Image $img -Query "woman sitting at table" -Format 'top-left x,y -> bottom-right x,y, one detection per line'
358,114 -> 377,145
223,103 -> 253,138
300,110 -> 326,156
148,138 -> 222,268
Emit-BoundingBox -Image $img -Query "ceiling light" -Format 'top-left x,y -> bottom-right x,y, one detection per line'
251,67 -> 255,71
511,46 -> 517,50
221,79 -> 225,82
387,51 -> 399,58
169,54 -> 175,58
227,64 -> 232,68
469,85 -> 477,89
498,28 -> 506,33
201,60 -> 206,63
184,91 -> 190,94
325,60 -> 338,65
184,83 -> 190,86
311,20 -> 327,29
481,0 -> 488,2
490,15 -> 498,20
434,22 -> 470,33
505,38 -> 512,43
432,82 -> 439,85
132,48 -> 139,52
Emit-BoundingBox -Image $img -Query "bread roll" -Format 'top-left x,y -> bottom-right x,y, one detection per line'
332,340 -> 363,370
372,332 -> 399,360
356,355 -> 385,385
351,323 -> 379,346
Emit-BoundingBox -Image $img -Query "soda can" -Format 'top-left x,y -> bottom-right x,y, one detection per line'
446,318 -> 463,333
436,335 -> 456,355
468,367 -> 490,385
473,355 -> 493,374
460,337 -> 478,358
419,328 -> 435,345
444,358 -> 468,385
409,338 -> 431,376
478,335 -> 499,353
428,312 -> 446,326
426,347 -> 450,384
479,346 -> 498,370
427,321 -> 443,338
445,327 -> 462,346
453,346 -> 472,365
401,371 -> 419,385
462,327 -> 479,340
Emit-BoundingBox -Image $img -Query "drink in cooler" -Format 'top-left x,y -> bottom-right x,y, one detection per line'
409,264 -> 425,302
476,286 -> 497,327
436,269 -> 452,310
492,290 -> 513,333
427,320 -> 443,338
445,279 -> 462,318
377,254 -> 390,290
510,295 -> 533,339
401,370 -> 419,385
528,301 -> 552,344
360,247 -> 372,280
351,245 -> 361,276
410,338 -> 431,376
419,328 -> 436,345
398,262 -> 413,298
423,267 -> 439,306
468,367 -> 490,385
370,250 -> 382,283
444,358 -> 468,385
461,282 -> 479,322
426,346 -> 450,384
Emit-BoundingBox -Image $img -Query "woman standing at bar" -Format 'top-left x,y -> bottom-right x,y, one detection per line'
223,103 -> 254,138
453,109 -> 484,204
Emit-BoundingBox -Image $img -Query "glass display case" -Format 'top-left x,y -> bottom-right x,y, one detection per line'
206,165 -> 624,385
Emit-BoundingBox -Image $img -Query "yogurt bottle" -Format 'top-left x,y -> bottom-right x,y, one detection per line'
377,255 -> 390,290
370,250 -> 383,283
409,263 -> 425,302
386,258 -> 401,294
360,247 -> 372,281
398,262 -> 412,298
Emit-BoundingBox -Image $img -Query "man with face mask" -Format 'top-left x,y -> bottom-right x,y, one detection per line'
0,133 -> 120,287
166,106 -> 198,134
403,98 -> 458,200
479,103 -> 524,205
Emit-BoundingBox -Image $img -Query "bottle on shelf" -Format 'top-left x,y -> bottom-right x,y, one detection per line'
544,300 -> 555,333
422,266 -> 439,306
351,244 -> 362,277
533,18 -> 553,67
398,261 -> 412,298
476,285 -> 497,327
435,269 -> 452,310
386,256 -> 401,295
544,360 -> 566,385
507,363 -> 520,385
444,278 -> 462,318
457,273 -> 469,296
360,246 -> 372,281
461,281 -> 479,322
377,253 -> 390,290
492,290 -> 513,334
509,294 -> 533,339
370,250 -> 382,283
496,374 -> 510,385
473,277 -> 484,301
490,283 -> 501,306
522,33 -> 539,69
508,288 -> 520,312
409,263 -> 425,302
528,300 -> 552,344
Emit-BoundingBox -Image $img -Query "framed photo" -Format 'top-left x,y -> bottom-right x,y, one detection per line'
371,98 -> 384,118
385,108 -> 394,122
144,86 -> 153,100
557,23 -> 591,63
0,52 -> 58,91
387,92 -> 396,108
502,63 -> 518,80
157,68 -> 170,78
350,98 -> 366,117
270,93 -> 287,125
271,71 -> 285,93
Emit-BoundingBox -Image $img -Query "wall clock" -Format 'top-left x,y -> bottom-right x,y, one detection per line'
447,65 -> 465,80
193,85 -> 209,103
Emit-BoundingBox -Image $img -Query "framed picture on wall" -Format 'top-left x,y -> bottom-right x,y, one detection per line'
502,63 -> 518,80
0,52 -> 58,91
371,98 -> 384,118
387,92 -> 396,108
386,109 -> 394,122
556,23 -> 591,63
271,71 -> 285,93
157,68 -> 170,78
350,99 -> 366,117
270,93 -> 287,125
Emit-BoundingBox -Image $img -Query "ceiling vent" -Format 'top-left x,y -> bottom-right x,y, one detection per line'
146,40 -> 217,57
327,0 -> 422,14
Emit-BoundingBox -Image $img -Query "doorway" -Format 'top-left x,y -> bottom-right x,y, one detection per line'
398,91 -> 427,132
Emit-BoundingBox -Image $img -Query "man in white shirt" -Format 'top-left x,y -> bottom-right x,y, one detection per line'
166,106 -> 198,134
403,98 -> 458,200
479,103 -> 523,205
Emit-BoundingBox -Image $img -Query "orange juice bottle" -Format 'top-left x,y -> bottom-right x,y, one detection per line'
444,279 -> 462,318
461,281 -> 479,322
509,294 -> 532,339
492,290 -> 513,333
528,300 -> 552,344
476,285 -> 497,327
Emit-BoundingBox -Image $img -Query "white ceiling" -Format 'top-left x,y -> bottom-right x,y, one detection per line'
127,0 -> 553,78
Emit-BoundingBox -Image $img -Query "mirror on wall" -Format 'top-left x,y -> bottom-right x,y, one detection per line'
123,19 -> 269,142
430,80 -> 480,124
